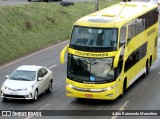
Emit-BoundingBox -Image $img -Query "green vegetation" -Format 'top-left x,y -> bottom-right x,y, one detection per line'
0,0 -> 120,64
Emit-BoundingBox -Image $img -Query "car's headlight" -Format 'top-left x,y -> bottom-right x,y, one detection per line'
1,85 -> 5,89
1,85 -> 8,90
23,85 -> 34,91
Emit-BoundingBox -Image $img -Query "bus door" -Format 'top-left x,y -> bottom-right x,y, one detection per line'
114,24 -> 127,93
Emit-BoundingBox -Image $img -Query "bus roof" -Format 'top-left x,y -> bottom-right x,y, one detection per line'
74,2 -> 158,28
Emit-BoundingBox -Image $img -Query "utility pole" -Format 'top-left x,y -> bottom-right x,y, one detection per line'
95,0 -> 99,11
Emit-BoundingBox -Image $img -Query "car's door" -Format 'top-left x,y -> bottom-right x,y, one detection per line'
37,69 -> 45,94
41,68 -> 49,91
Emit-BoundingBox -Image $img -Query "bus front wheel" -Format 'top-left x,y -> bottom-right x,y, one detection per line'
146,60 -> 150,75
121,79 -> 127,96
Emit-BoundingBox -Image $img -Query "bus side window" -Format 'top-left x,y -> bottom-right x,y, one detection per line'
116,58 -> 123,78
127,17 -> 145,44
120,24 -> 127,47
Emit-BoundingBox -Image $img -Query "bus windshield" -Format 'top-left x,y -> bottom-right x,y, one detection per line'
67,54 -> 116,83
70,26 -> 118,52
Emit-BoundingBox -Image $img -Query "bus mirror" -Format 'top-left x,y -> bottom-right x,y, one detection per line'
120,41 -> 126,47
60,44 -> 69,64
113,47 -> 123,68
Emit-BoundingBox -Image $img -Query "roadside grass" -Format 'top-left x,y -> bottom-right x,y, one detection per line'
0,0 -> 120,65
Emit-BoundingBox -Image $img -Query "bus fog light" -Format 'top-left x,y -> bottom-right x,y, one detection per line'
66,90 -> 72,94
106,93 -> 113,97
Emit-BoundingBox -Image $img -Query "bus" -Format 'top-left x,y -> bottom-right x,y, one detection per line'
60,2 -> 159,100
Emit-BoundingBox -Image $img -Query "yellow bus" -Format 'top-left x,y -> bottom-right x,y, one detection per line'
60,2 -> 159,100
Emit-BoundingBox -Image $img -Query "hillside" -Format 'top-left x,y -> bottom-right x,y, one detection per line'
0,0 -> 120,64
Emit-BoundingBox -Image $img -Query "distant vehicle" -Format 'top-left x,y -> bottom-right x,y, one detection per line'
1,65 -> 53,102
28,0 -> 62,2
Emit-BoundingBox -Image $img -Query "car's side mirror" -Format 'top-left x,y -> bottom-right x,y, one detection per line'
5,75 -> 9,78
38,77 -> 43,81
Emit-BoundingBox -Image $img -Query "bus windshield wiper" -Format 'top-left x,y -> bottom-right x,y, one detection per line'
69,74 -> 77,80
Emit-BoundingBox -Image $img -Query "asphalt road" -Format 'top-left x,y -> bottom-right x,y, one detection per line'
0,0 -> 160,119
0,37 -> 160,119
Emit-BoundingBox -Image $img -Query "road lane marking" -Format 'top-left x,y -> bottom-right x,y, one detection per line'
24,104 -> 50,119
0,40 -> 69,70
24,115 -> 33,119
118,100 -> 129,110
110,100 -> 129,119
48,64 -> 56,69
38,103 -> 50,110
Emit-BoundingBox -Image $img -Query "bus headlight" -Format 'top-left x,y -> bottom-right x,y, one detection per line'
103,84 -> 117,91
66,83 -> 75,88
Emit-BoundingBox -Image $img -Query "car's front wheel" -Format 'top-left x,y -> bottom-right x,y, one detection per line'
33,90 -> 38,101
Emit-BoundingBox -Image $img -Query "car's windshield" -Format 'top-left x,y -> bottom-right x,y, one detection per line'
9,70 -> 36,81
67,54 -> 115,83
70,26 -> 118,52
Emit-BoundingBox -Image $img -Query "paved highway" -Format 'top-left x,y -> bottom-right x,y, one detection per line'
0,36 -> 160,119
0,0 -> 160,119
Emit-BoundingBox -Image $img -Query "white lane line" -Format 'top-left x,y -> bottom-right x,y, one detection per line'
38,103 -> 50,110
48,64 -> 57,69
0,40 -> 68,70
110,100 -> 129,119
24,116 -> 32,119
24,104 -> 50,119
118,100 -> 129,110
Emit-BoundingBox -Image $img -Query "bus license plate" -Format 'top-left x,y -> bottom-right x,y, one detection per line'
84,94 -> 93,98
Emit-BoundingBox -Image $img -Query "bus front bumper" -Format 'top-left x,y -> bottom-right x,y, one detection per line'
66,85 -> 117,100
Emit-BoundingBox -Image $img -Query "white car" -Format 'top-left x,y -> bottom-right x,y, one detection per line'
1,65 -> 53,102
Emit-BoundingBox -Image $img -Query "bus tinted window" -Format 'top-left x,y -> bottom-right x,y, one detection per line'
125,42 -> 147,72
127,8 -> 158,43
70,26 -> 118,52
67,54 -> 116,83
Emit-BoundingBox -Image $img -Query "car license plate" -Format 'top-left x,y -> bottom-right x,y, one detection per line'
10,91 -> 18,95
84,94 -> 93,98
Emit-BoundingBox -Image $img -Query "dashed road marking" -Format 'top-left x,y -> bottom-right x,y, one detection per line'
24,104 -> 50,119
110,100 -> 129,119
48,64 -> 57,69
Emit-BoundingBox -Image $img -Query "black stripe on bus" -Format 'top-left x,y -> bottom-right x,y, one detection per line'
124,42 -> 147,72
